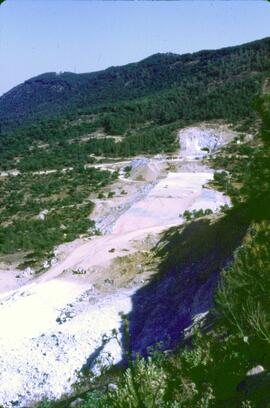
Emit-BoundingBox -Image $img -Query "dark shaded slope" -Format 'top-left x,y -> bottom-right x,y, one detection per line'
127,208 -> 249,356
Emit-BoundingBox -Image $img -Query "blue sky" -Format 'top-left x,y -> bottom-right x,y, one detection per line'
0,0 -> 270,96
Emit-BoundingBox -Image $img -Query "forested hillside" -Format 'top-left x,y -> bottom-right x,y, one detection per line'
1,36 -> 270,127
1,37 -> 270,174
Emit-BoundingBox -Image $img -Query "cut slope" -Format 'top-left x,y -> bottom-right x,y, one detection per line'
179,125 -> 235,159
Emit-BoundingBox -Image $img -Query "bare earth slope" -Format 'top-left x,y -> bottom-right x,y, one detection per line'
0,125 -> 233,407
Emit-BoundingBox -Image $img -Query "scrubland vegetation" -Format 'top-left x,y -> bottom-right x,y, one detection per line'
0,167 -> 117,268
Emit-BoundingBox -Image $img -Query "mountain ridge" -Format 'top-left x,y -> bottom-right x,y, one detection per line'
1,36 -> 270,125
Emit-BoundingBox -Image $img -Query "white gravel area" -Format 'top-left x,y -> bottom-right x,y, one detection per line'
0,126 -> 232,407
0,285 -> 135,407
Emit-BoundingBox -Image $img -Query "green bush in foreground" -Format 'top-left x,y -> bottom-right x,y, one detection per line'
216,221 -> 270,343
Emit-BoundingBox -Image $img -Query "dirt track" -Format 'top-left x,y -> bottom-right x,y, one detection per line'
0,125 -> 233,407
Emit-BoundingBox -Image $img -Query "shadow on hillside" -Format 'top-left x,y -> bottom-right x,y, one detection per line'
78,207 -> 250,378
125,206 -> 250,356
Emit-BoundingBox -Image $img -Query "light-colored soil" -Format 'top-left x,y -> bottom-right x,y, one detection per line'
112,171 -> 228,234
0,125 -> 233,407
0,269 -> 23,293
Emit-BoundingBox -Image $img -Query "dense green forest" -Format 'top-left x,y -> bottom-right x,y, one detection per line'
0,37 -> 269,126
0,73 -> 267,171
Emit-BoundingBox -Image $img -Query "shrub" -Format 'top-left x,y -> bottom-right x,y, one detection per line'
216,221 -> 270,343
182,208 -> 213,221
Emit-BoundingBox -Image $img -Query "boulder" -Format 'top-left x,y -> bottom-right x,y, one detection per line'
69,398 -> 84,408
246,365 -> 265,377
108,383 -> 118,392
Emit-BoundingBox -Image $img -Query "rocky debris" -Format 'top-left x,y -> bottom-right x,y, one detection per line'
184,311 -> 209,338
95,181 -> 157,234
72,267 -> 87,275
37,209 -> 49,221
24,267 -> 34,276
0,288 -> 133,407
244,133 -> 254,142
43,257 -> 57,269
179,127 -> 234,160
0,288 -> 34,306
56,309 -> 76,325
131,157 -> 150,170
107,383 -> 118,392
0,332 -> 77,407
246,365 -> 265,377
129,157 -> 164,182
56,286 -> 99,325
42,249 -> 60,270
43,260 -> 50,269
69,398 -> 84,408
16,267 -> 34,279
76,287 -> 96,303
235,368 -> 270,406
